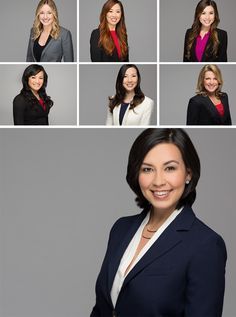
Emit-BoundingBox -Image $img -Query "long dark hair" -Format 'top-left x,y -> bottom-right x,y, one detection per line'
126,128 -> 201,210
21,64 -> 53,110
109,64 -> 145,113
185,0 -> 220,60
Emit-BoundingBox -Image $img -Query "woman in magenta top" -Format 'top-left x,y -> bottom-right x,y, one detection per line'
187,64 -> 231,125
90,0 -> 129,62
183,0 -> 227,62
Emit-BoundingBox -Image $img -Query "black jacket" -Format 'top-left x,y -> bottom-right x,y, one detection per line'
183,28 -> 227,62
90,28 -> 129,62
13,94 -> 51,125
187,93 -> 232,125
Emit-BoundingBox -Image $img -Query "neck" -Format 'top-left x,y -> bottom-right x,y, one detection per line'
31,90 -> 40,99
148,207 -> 176,229
200,25 -> 210,33
43,25 -> 52,34
124,91 -> 135,103
108,24 -> 116,31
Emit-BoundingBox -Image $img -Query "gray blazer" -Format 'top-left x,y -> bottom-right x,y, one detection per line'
26,26 -> 74,62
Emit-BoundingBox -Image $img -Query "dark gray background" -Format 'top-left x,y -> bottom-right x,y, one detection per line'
0,0 -> 77,62
0,128 -> 235,317
79,0 -> 157,62
159,64 -> 236,125
79,64 -> 157,125
0,64 -> 77,126
160,0 -> 236,62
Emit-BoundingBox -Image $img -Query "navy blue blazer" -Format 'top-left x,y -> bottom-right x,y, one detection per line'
90,28 -> 129,62
187,93 -> 232,125
91,206 -> 226,317
183,28 -> 227,62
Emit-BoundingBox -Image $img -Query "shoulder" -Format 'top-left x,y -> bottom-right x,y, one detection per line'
110,211 -> 146,234
189,94 -> 206,103
59,26 -> 72,37
13,94 -> 26,104
91,28 -> 100,37
139,96 -> 154,109
216,28 -> 227,37
185,28 -> 192,37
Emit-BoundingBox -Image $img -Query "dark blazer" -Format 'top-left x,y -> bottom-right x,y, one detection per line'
187,93 -> 232,125
13,94 -> 51,125
183,28 -> 227,62
90,28 -> 129,62
26,26 -> 74,62
91,206 -> 226,317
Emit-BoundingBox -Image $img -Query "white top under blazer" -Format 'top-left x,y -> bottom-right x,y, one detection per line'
106,96 -> 154,126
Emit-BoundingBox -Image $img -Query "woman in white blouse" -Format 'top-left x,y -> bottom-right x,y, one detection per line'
91,128 -> 226,317
106,64 -> 154,126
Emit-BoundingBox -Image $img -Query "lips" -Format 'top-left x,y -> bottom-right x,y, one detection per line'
152,190 -> 173,199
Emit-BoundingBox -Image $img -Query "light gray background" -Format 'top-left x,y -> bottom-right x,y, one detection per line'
79,64 -> 157,125
0,64 -> 77,126
0,128 -> 235,317
0,0 -> 77,62
160,64 -> 236,125
160,0 -> 236,62
79,0 -> 157,62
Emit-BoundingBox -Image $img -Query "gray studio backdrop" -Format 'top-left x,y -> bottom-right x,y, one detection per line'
0,128 -> 235,317
160,64 -> 236,125
0,64 -> 77,125
79,64 -> 157,125
79,0 -> 157,62
0,0 -> 77,62
160,0 -> 236,62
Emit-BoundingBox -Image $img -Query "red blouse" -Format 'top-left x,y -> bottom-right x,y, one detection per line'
215,102 -> 225,117
110,30 -> 121,59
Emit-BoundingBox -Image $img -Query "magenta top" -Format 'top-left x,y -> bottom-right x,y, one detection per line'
195,32 -> 210,62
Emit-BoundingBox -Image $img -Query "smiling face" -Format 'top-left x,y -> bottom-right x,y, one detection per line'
38,4 -> 54,27
138,143 -> 191,215
106,3 -> 122,30
199,5 -> 215,29
28,71 -> 44,94
122,67 -> 138,94
203,70 -> 219,94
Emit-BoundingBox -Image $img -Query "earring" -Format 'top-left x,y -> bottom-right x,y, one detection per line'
185,180 -> 190,184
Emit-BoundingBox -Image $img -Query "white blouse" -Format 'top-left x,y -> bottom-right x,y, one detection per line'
110,207 -> 183,307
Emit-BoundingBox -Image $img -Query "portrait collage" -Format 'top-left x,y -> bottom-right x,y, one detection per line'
0,0 -> 236,316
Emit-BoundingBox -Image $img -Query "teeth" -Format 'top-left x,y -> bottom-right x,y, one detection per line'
153,191 -> 170,197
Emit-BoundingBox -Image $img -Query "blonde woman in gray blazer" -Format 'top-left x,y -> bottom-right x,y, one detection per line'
26,0 -> 74,62
106,64 -> 154,126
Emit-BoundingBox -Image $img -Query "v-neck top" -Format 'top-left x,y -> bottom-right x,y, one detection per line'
110,207 -> 183,307
195,32 -> 210,62
33,35 -> 52,62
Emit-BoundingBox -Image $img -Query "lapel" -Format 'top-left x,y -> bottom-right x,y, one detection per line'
113,103 -> 131,125
118,206 -> 196,294
121,104 -> 131,125
204,96 -> 226,124
40,37 -> 55,60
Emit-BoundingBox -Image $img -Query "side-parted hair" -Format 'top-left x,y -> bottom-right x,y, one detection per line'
99,0 -> 128,59
185,0 -> 220,60
109,64 -> 145,113
196,64 -> 223,97
21,64 -> 53,109
126,128 -> 200,210
33,0 -> 60,40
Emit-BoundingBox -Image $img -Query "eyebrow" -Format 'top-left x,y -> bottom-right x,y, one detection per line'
142,160 -> 180,166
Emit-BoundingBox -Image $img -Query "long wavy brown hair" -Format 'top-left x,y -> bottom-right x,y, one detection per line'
108,64 -> 145,113
32,0 -> 60,40
185,0 -> 220,60
98,0 -> 128,59
196,64 -> 223,98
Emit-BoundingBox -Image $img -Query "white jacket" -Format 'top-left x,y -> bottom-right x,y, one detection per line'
106,96 -> 154,126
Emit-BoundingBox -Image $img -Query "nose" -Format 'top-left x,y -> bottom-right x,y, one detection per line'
152,171 -> 166,187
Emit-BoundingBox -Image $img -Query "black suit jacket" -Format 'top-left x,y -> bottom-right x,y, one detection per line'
13,94 -> 51,125
183,28 -> 227,62
90,28 -> 129,62
91,206 -> 226,317
187,93 -> 232,125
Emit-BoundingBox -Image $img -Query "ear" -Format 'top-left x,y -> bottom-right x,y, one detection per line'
186,168 -> 192,182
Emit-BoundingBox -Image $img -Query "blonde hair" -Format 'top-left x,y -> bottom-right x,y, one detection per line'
32,0 -> 60,40
196,64 -> 223,97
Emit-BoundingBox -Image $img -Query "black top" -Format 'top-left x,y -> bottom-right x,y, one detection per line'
13,93 -> 52,125
186,93 -> 232,125
183,28 -> 227,62
33,35 -> 52,62
119,102 -> 129,125
90,28 -> 129,62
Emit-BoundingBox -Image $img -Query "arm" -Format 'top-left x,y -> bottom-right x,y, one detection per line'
186,97 -> 200,125
105,107 -> 113,125
183,29 -> 190,62
140,98 -> 154,125
26,29 -> 34,62
224,93 -> 232,125
62,29 -> 74,62
13,95 -> 26,125
218,30 -> 227,62
90,29 -> 103,62
185,234 -> 227,317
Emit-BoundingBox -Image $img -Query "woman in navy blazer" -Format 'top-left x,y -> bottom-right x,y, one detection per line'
183,0 -> 227,62
90,0 -> 129,62
91,128 -> 227,317
26,0 -> 74,62
187,64 -> 232,125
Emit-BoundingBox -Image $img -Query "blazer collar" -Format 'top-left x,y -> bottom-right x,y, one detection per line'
205,95 -> 227,124
113,103 -> 131,126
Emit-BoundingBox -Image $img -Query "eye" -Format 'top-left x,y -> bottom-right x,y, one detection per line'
141,166 -> 154,173
165,166 -> 176,172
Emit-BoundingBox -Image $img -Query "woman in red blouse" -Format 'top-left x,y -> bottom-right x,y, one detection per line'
90,0 -> 129,62
187,64 -> 232,125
